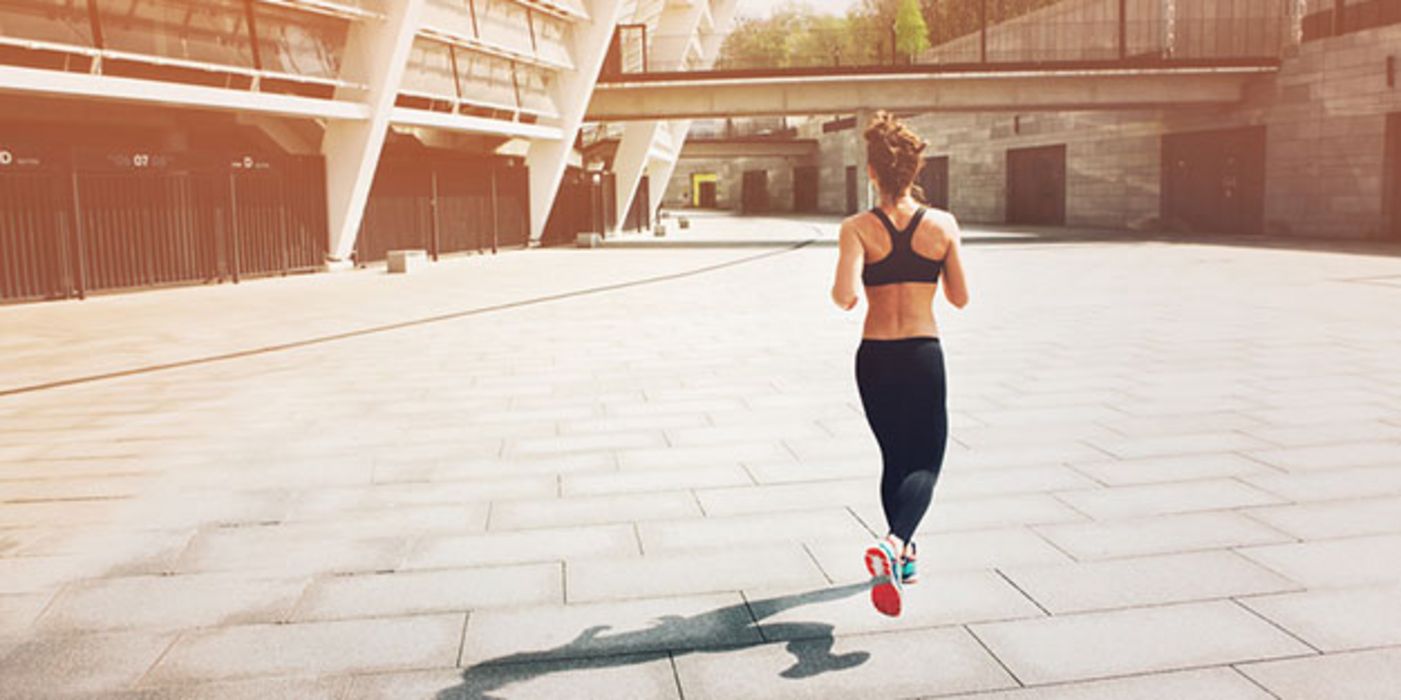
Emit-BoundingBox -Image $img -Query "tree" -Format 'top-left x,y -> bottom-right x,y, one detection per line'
894,0 -> 931,60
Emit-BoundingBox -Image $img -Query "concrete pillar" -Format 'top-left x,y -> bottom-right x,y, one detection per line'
321,0 -> 426,267
856,108 -> 873,209
526,0 -> 627,244
610,1 -> 714,232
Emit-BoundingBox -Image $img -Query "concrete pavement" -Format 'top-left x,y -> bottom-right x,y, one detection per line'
2,215 -> 1400,698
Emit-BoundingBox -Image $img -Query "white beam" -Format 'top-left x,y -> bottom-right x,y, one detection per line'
587,66 -> 1276,120
321,0 -> 427,266
0,64 -> 369,121
390,108 -> 566,141
525,0 -> 627,243
611,0 -> 736,232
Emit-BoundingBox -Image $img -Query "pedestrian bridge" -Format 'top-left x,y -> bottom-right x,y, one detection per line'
585,60 -> 1280,121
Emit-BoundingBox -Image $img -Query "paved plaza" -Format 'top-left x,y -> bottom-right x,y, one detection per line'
2,215 -> 1401,699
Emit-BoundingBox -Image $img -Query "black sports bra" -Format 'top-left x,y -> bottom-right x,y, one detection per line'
862,206 -> 944,287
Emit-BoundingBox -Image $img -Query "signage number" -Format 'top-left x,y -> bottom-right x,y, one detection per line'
132,153 -> 150,168
0,150 -> 12,166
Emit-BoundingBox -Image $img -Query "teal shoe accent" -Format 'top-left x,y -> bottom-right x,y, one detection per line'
901,541 -> 919,584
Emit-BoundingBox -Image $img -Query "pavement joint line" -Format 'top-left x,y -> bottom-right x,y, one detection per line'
962,624 -> 1025,688
1227,596 -> 1325,655
800,542 -> 835,585
455,611 -> 471,668
1228,662 -> 1287,700
992,567 -> 1053,618
667,649 -> 687,700
0,239 -> 817,400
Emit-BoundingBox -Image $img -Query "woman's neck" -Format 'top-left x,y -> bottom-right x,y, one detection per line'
877,192 -> 914,210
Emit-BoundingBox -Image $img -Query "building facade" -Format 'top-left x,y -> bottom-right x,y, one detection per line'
666,0 -> 1401,241
0,0 -> 735,303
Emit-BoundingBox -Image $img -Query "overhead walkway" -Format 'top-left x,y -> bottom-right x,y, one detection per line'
585,59 -> 1280,120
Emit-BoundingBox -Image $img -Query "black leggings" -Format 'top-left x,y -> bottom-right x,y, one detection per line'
855,336 -> 948,545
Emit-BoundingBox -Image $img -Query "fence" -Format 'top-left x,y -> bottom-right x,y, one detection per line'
0,138 -> 327,303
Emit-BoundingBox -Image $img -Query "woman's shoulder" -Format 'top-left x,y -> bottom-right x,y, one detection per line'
918,207 -> 960,242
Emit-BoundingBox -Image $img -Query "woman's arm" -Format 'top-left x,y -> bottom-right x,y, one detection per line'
831,219 -> 863,311
939,214 -> 969,309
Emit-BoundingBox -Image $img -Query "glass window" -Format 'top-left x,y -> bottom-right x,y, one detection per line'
515,63 -> 558,117
98,0 -> 255,68
532,12 -> 571,66
0,0 -> 93,46
422,0 -> 473,36
455,48 -> 517,110
478,0 -> 533,55
402,38 -> 457,97
253,3 -> 347,79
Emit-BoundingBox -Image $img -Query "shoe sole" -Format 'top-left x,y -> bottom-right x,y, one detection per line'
864,545 -> 902,617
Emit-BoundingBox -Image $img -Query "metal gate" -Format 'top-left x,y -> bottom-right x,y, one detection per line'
1161,126 -> 1265,235
1006,145 -> 1066,225
1,139 -> 329,304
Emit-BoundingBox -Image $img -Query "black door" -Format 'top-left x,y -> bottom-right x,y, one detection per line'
793,166 -> 818,212
845,165 -> 859,214
918,155 -> 949,210
1006,145 -> 1066,225
741,170 -> 769,214
1162,126 -> 1266,236
1386,113 -> 1401,240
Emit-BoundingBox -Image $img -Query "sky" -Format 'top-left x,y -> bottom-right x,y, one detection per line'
734,0 -> 861,18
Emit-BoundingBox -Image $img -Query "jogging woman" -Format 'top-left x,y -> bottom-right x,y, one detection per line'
830,111 -> 970,617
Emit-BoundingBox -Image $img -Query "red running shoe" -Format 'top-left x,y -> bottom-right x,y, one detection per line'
864,540 -> 903,617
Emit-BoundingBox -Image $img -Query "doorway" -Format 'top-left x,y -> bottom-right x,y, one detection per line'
793,165 -> 819,212
741,169 -> 770,213
691,172 -> 718,208
918,155 -> 949,210
1161,126 -> 1266,235
1006,145 -> 1066,225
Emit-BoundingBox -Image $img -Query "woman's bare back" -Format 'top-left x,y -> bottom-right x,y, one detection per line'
847,203 -> 956,339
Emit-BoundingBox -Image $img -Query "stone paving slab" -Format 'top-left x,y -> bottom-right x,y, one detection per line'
672,626 -> 1017,699
565,545 -> 827,603
1237,533 -> 1401,587
290,563 -> 563,622
346,655 -> 681,700
969,600 -> 1314,686
938,667 -> 1274,700
1033,511 -> 1294,560
0,630 -> 176,699
3,216 -> 1401,696
1237,584 -> 1401,652
142,613 -> 465,685
1236,647 -> 1401,700
461,592 -> 758,664
999,550 -> 1301,614
35,572 -> 306,633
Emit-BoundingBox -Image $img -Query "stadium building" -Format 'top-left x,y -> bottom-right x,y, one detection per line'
0,0 -> 734,302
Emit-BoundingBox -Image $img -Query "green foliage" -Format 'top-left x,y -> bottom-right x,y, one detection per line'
894,0 -> 931,58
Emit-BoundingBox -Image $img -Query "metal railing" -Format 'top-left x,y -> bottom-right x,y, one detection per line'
603,0 -> 1296,77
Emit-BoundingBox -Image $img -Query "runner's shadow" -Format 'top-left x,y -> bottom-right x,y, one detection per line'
435,581 -> 872,700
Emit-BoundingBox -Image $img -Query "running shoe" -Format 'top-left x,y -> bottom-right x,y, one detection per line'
901,541 -> 919,584
863,540 -> 903,617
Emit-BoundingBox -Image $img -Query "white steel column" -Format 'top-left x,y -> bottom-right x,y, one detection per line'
321,0 -> 426,267
526,0 -> 627,243
610,1 -> 713,233
645,0 -> 737,223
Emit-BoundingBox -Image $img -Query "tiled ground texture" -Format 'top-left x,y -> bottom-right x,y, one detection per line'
2,215 -> 1401,699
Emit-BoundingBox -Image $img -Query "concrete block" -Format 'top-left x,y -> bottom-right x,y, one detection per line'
1240,584 -> 1401,652
385,249 -> 426,274
575,233 -> 602,248
1238,647 -> 1401,700
969,600 -> 1312,686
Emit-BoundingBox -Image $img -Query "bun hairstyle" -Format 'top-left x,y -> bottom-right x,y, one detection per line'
864,111 -> 928,202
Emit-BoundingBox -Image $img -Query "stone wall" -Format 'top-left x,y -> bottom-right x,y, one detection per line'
664,155 -> 809,212
794,23 -> 1401,238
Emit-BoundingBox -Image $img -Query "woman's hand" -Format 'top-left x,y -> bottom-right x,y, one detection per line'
831,219 -> 864,311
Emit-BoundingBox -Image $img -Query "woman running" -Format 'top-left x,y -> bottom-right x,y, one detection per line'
830,111 -> 969,617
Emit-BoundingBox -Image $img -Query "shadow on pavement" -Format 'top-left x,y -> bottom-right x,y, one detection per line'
435,581 -> 872,700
